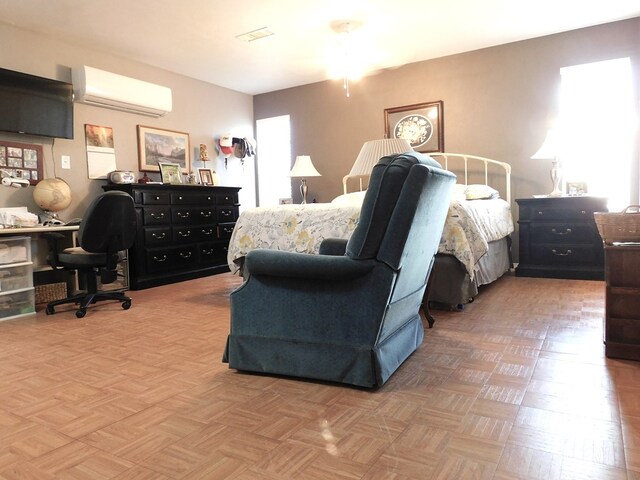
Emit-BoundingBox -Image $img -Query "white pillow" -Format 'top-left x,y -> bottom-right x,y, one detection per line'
464,184 -> 500,200
452,184 -> 467,201
331,191 -> 367,205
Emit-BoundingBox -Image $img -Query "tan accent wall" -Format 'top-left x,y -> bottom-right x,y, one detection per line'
254,18 -> 640,219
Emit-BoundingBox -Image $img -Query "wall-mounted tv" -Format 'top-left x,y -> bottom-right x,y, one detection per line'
0,67 -> 74,139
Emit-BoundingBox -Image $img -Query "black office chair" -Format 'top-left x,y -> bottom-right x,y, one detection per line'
44,190 -> 137,318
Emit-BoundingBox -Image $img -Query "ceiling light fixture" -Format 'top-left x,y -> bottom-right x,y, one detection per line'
330,20 -> 363,98
235,27 -> 274,42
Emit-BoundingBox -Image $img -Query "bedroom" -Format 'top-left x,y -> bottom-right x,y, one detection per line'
0,2 -> 640,478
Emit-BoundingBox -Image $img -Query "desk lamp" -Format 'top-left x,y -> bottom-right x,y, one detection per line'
290,156 -> 321,204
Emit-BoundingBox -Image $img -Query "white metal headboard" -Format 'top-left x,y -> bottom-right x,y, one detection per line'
342,152 -> 512,203
429,153 -> 511,203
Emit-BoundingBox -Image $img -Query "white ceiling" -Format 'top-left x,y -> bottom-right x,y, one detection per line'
0,0 -> 638,95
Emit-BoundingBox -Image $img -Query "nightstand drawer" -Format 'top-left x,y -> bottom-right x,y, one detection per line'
526,206 -> 597,221
531,244 -> 597,266
530,223 -> 597,244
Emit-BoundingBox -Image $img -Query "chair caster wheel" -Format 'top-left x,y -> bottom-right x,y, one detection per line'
122,300 -> 131,310
76,309 -> 86,318
46,306 -> 55,315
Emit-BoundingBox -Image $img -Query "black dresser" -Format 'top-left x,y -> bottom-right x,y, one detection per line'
103,184 -> 240,290
515,196 -> 607,280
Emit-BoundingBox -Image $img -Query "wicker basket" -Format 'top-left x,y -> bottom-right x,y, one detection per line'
34,282 -> 67,304
594,205 -> 640,244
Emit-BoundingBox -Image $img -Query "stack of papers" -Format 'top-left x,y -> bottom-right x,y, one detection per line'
0,207 -> 39,228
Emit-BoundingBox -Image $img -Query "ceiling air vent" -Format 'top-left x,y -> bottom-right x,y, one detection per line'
235,27 -> 274,42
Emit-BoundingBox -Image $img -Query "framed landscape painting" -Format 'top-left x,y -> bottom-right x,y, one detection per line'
384,101 -> 444,153
138,125 -> 190,173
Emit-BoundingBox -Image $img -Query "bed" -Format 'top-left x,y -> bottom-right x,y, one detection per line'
227,153 -> 513,308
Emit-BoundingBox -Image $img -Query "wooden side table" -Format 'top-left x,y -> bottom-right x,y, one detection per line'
604,244 -> 640,360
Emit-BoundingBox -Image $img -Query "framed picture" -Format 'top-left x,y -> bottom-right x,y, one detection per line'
567,181 -> 588,196
384,101 -> 444,153
158,161 -> 183,184
198,168 -> 214,185
137,125 -> 190,173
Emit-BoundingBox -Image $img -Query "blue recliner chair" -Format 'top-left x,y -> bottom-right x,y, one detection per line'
223,152 -> 456,387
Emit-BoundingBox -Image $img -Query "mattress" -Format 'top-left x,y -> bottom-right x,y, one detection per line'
227,197 -> 513,279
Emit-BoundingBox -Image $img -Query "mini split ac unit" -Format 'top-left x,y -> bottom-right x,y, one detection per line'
72,66 -> 172,117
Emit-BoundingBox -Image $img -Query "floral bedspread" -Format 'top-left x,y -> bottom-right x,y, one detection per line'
228,204 -> 361,274
439,199 -> 514,278
227,199 -> 513,280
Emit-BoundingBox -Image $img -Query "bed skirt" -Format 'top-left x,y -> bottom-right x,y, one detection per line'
427,236 -> 512,307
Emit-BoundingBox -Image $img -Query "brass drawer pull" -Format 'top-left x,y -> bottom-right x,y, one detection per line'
153,254 -> 167,262
155,196 -> 161,201
177,212 -> 190,218
178,230 -> 191,237
151,232 -> 166,239
551,228 -> 572,235
150,212 -> 165,219
200,211 -> 212,217
551,249 -> 572,256
221,210 -> 231,217
223,227 -> 233,234
207,196 -> 212,201
202,249 -> 214,255
180,252 -> 192,259
202,229 -> 214,236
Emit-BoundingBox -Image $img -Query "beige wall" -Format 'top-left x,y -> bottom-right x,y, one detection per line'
254,18 -> 640,256
0,22 -> 255,220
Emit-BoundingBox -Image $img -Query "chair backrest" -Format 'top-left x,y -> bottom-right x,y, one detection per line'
346,152 -> 451,258
346,152 -> 456,299
78,191 -> 137,254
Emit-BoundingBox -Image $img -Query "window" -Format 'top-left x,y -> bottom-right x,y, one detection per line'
256,115 -> 292,206
559,58 -> 635,210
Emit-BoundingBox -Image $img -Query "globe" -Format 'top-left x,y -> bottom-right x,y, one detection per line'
33,177 -> 72,214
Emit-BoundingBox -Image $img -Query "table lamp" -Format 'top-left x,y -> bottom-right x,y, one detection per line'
345,138 -> 413,193
290,155 -> 321,204
531,129 -> 563,197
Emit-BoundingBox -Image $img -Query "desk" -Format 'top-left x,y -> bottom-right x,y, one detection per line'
0,225 -> 79,271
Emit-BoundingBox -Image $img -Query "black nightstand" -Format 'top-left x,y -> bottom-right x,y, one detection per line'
515,196 -> 608,280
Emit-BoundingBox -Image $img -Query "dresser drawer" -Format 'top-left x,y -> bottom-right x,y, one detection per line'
526,206 -> 597,221
216,192 -> 238,205
142,192 -> 170,205
143,207 -> 171,225
531,244 -> 598,266
218,222 -> 236,239
172,206 -> 216,225
171,192 -> 215,205
145,246 -> 199,273
217,206 -> 238,222
172,225 -> 218,242
530,223 -> 597,244
144,226 -> 171,246
199,242 -> 229,265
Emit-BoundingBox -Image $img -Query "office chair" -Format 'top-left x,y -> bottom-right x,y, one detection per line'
44,190 -> 137,318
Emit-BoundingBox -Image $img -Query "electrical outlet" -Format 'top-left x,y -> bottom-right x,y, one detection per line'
61,155 -> 71,169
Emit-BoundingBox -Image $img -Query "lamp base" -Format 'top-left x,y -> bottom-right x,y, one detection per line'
300,178 -> 308,204
549,161 -> 563,197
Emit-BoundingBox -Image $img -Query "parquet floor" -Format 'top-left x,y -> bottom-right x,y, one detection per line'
1,272 -> 639,479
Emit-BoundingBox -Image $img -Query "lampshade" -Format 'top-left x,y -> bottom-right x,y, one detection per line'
531,129 -> 558,160
348,138 -> 413,177
290,155 -> 321,177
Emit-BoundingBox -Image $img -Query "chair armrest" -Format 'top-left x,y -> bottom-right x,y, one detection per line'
40,232 -> 66,269
318,238 -> 348,256
245,249 -> 374,281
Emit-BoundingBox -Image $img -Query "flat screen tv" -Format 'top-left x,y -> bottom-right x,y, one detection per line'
0,67 -> 74,139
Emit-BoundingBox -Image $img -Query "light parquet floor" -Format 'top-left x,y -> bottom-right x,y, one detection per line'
1,272 -> 639,479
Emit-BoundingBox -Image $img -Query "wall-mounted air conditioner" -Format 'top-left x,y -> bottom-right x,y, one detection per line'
72,66 -> 172,117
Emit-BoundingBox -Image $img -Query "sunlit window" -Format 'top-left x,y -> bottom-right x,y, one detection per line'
256,115 -> 292,206
559,57 -> 635,210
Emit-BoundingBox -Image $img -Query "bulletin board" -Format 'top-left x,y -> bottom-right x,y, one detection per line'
0,140 -> 44,185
